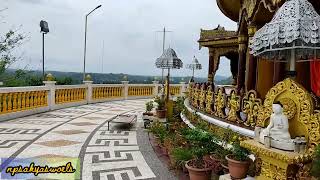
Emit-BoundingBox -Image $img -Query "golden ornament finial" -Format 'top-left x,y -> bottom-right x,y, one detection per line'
85,74 -> 92,81
46,73 -> 54,81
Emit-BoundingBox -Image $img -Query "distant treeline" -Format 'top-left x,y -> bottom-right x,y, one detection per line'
0,69 -> 230,87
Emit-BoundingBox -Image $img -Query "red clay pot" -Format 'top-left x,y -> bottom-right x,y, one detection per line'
156,109 -> 166,118
226,155 -> 250,179
185,160 -> 212,180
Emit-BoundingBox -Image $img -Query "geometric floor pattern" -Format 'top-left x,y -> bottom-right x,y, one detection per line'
0,99 -> 175,180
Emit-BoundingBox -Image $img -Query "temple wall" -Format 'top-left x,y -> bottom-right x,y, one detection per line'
256,59 -> 274,98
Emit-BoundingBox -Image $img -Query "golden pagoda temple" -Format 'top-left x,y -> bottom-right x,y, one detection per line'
199,0 -> 320,98
185,0 -> 320,179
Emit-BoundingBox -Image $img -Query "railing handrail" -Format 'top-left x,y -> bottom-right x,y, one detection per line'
0,81 -> 188,122
91,84 -> 123,87
0,86 -> 50,93
55,85 -> 87,89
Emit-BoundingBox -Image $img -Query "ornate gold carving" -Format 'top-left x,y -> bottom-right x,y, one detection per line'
214,87 -> 226,118
241,140 -> 314,180
248,25 -> 257,37
242,0 -> 257,19
238,36 -> 248,44
309,110 -> 320,153
199,84 -> 207,110
200,25 -> 237,41
206,86 -> 214,114
242,90 -> 262,127
260,161 -> 287,180
279,98 -> 297,120
226,89 -> 241,122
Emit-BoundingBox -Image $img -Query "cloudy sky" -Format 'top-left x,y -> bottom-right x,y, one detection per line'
2,0 -> 237,77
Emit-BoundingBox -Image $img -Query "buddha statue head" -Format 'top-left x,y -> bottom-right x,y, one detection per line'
273,101 -> 283,115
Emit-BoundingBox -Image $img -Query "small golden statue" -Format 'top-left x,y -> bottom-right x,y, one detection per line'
242,90 -> 262,127
214,87 -> 226,118
226,90 -> 240,122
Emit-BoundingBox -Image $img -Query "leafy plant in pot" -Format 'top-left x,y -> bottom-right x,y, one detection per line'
183,128 -> 218,180
148,121 -> 167,150
172,147 -> 193,173
143,101 -> 154,116
226,142 -> 250,179
154,96 -> 166,118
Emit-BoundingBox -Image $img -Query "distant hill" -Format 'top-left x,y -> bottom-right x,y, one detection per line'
3,69 -> 229,85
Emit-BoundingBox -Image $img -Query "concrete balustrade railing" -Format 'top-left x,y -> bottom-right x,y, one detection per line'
0,80 -> 187,121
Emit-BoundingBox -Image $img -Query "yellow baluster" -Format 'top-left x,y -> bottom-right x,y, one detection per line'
2,93 -> 7,113
74,89 -> 77,101
30,92 -> 34,108
55,90 -> 58,103
12,92 -> 17,112
70,89 -> 74,101
0,94 -> 2,114
7,93 -> 13,112
39,91 -> 43,106
93,88 -> 97,99
44,91 -> 48,105
17,92 -> 21,111
25,92 -> 30,108
33,91 -> 38,107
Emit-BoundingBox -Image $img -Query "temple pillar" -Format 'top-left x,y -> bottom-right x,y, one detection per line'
230,57 -> 238,86
237,36 -> 248,94
208,48 -> 214,83
245,25 -> 257,91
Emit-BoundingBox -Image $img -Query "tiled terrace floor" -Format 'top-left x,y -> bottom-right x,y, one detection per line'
0,99 -> 176,180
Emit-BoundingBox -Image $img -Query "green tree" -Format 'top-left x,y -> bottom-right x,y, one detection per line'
56,77 -> 73,85
0,30 -> 24,79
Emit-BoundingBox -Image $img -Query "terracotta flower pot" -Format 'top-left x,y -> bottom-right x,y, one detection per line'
226,155 -> 250,179
209,155 -> 223,175
185,160 -> 212,180
143,112 -> 154,116
156,109 -> 166,118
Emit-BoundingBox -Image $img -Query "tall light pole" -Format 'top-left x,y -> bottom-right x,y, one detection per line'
40,20 -> 49,80
156,27 -> 172,86
83,5 -> 102,81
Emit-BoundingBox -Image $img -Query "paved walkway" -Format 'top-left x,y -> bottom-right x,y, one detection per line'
0,99 -> 176,180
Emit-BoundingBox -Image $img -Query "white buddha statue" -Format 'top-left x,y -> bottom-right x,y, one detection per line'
258,102 -> 294,150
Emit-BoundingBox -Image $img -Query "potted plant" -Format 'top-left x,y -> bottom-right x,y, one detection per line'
172,147 -> 193,173
184,128 -> 218,180
154,96 -> 166,118
226,142 -> 250,179
143,101 -> 154,116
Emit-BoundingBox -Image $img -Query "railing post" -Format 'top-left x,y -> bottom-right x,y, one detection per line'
121,81 -> 129,100
43,80 -> 56,110
83,81 -> 93,104
180,81 -> 187,96
152,81 -> 159,97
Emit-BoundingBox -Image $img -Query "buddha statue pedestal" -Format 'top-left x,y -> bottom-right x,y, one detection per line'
241,140 -> 312,180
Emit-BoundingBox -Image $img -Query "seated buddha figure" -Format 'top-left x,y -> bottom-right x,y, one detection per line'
259,102 -> 292,144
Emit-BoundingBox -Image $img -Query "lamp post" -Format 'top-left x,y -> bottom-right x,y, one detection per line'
40,20 -> 49,80
83,5 -> 102,81
155,48 -> 183,102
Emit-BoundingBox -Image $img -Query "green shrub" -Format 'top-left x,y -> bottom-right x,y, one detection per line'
145,101 -> 153,112
154,96 -> 165,110
149,121 -> 168,145
230,142 -> 249,161
311,145 -> 320,177
182,128 -> 219,168
172,148 -> 193,167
